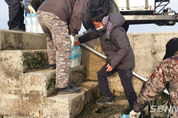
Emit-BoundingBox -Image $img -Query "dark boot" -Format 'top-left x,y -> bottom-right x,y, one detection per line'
47,85 -> 80,97
49,64 -> 56,69
96,97 -> 114,105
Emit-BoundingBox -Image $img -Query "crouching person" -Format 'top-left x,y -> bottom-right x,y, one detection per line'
130,38 -> 178,118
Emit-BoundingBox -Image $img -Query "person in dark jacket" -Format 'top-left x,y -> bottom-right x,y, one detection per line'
37,0 -> 87,96
5,0 -> 35,30
77,13 -> 137,109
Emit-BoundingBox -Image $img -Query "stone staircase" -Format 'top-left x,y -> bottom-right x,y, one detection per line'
0,30 -> 101,118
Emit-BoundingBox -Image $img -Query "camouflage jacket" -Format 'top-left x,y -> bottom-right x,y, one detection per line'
133,53 -> 178,116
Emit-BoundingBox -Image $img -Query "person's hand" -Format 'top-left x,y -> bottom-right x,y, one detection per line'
74,40 -> 80,46
129,110 -> 141,118
106,64 -> 113,72
27,5 -> 36,14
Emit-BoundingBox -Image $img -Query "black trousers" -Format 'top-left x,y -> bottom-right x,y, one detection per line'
5,0 -> 25,30
97,64 -> 137,109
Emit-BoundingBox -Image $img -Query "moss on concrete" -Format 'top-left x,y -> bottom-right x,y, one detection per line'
23,51 -> 48,72
47,73 -> 56,90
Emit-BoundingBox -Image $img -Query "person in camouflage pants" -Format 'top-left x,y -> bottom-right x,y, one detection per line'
37,11 -> 71,88
37,0 -> 87,95
130,38 -> 178,118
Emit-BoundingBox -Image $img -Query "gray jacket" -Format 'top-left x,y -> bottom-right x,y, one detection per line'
38,0 -> 86,34
100,13 -> 135,70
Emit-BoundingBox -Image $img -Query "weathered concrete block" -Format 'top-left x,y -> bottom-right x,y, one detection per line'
0,65 -> 86,116
19,90 -> 44,117
42,81 -> 100,118
20,69 -> 56,97
0,30 -> 46,50
1,81 -> 100,118
69,65 -> 86,86
20,65 -> 86,97
3,116 -> 29,118
0,50 -> 48,75
79,81 -> 101,105
0,93 -> 20,115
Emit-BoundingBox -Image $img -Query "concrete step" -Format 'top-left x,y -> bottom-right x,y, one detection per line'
0,50 -> 48,96
0,29 -> 46,50
42,81 -> 101,118
0,65 -> 86,116
20,65 -> 86,97
77,96 -> 129,118
0,50 -> 48,75
0,93 -> 21,116
0,81 -> 101,118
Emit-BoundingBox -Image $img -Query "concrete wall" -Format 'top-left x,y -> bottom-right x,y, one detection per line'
0,30 -> 47,50
81,32 -> 178,95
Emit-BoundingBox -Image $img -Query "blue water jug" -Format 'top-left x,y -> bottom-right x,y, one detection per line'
120,114 -> 130,118
70,46 -> 82,68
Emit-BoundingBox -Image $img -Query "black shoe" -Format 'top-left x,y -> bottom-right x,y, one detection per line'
47,85 -> 80,97
49,64 -> 56,69
96,97 -> 114,105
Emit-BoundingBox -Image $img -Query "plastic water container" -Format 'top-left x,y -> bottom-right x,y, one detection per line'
70,46 -> 77,68
25,14 -> 31,32
31,13 -> 37,33
24,13 -> 44,33
37,22 -> 44,33
120,114 -> 130,118
75,46 -> 82,66
70,46 -> 82,68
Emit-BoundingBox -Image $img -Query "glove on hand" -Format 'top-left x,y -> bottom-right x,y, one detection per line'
129,110 -> 141,118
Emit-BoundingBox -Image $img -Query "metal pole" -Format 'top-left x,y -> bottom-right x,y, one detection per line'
80,43 -> 169,95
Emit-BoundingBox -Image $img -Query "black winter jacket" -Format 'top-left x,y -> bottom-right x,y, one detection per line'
79,13 -> 135,70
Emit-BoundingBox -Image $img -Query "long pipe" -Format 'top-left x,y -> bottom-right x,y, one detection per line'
80,43 -> 169,95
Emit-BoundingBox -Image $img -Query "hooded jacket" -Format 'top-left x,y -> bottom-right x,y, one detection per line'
100,13 -> 135,69
38,0 -> 86,35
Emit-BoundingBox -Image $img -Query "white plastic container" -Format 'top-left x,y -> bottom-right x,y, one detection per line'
24,13 -> 44,33
31,13 -> 37,33
25,14 -> 31,32
37,23 -> 44,33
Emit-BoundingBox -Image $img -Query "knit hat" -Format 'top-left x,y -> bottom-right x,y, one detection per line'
163,37 -> 178,60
